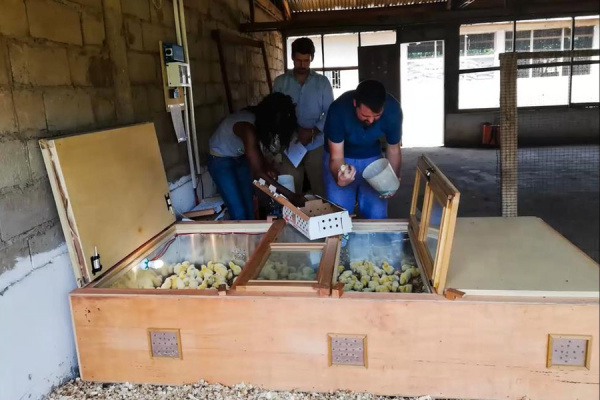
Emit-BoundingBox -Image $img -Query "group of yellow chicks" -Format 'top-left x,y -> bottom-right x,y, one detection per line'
111,260 -> 243,290
256,260 -> 317,281
335,260 -> 420,293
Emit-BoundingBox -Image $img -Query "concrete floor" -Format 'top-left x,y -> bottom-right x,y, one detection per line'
390,146 -> 599,262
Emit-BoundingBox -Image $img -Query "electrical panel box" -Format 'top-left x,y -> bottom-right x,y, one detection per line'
166,62 -> 191,87
162,43 -> 185,63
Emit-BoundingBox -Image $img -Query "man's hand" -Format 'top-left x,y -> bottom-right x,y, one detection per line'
297,127 -> 314,146
336,164 -> 356,187
379,177 -> 401,198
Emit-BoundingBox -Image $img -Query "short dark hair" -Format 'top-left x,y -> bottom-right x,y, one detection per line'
291,37 -> 315,60
355,80 -> 386,113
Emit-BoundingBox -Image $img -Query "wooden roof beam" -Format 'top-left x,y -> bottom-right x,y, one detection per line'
240,0 -> 599,33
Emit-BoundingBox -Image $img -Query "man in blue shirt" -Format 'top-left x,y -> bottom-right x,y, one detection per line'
323,80 -> 402,219
273,37 -> 334,197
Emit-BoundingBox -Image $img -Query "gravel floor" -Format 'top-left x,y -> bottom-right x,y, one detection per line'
46,379 -> 448,400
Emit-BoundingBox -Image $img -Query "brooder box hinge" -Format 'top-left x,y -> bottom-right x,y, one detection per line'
90,246 -> 103,275
165,194 -> 174,214
425,167 -> 435,181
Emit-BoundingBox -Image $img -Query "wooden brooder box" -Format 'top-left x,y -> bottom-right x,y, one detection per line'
41,123 -> 599,400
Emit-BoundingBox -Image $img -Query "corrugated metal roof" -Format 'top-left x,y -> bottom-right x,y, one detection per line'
288,0 -> 447,13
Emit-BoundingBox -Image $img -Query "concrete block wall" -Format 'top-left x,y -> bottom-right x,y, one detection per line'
0,1 -> 284,399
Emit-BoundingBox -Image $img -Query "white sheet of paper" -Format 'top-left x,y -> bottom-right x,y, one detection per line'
285,140 -> 308,168
169,105 -> 187,143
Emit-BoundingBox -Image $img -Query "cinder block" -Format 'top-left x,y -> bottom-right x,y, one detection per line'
0,239 -> 31,276
68,48 -> 113,88
27,139 -> 47,180
0,0 -> 29,37
27,0 -> 83,45
147,85 -> 165,113
92,93 -> 116,125
0,88 -> 17,134
44,89 -> 95,131
150,0 -> 175,27
0,39 -> 9,86
142,22 -> 169,52
69,0 -> 102,9
13,90 -> 47,132
0,139 -> 28,189
121,0 -> 150,21
0,180 -> 58,241
9,43 -> 71,86
128,52 -> 157,84
82,11 -> 106,46
131,85 -> 150,121
125,19 -> 143,51
29,222 -> 65,257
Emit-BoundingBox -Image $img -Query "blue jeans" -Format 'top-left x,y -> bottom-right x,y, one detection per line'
208,155 -> 254,220
322,153 -> 388,219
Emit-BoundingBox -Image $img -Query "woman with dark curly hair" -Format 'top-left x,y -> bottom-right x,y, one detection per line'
208,92 -> 305,220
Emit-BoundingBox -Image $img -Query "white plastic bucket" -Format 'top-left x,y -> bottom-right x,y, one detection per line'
277,174 -> 296,193
363,158 -> 399,196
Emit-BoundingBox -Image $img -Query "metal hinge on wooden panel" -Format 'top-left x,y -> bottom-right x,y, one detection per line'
165,194 -> 174,214
90,246 -> 103,275
425,167 -> 435,181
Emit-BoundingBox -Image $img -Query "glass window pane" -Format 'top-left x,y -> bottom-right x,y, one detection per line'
459,70 -> 500,109
516,18 -> 572,54
323,32 -> 359,67
426,199 -> 443,261
254,250 -> 322,281
359,30 -> 396,46
574,16 -> 599,50
325,69 -> 358,99
287,35 -> 323,69
517,66 -> 570,106
460,21 -> 512,69
572,63 -> 600,103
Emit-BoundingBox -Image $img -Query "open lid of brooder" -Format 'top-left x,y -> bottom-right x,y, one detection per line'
408,155 -> 461,294
40,123 -> 176,287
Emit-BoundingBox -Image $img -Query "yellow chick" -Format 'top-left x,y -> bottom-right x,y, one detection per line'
188,279 -> 199,289
288,272 -> 300,280
174,277 -> 186,289
409,267 -> 420,278
399,284 -> 413,293
226,270 -> 233,280
198,280 -> 208,290
367,280 -> 378,290
182,261 -> 190,267
201,266 -> 214,279
173,263 -> 185,275
207,261 -> 215,271
337,265 -> 345,274
339,270 -> 353,282
380,275 -> 393,284
401,264 -> 413,272
400,270 -> 412,285
232,276 -> 238,285
360,275 -> 370,286
214,264 -> 229,278
343,282 -> 354,292
352,281 -> 364,291
391,281 -> 400,292
375,284 -> 390,292
229,262 -> 242,276
178,271 -> 186,280
382,262 -> 395,275
362,287 -> 375,292
160,277 -> 172,289
186,265 -> 198,277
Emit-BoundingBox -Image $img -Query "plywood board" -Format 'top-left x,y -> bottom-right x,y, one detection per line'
70,292 -> 599,400
40,123 -> 175,285
446,217 -> 600,297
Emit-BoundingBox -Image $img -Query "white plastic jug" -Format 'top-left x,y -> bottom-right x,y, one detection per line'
277,174 -> 296,193
363,158 -> 399,196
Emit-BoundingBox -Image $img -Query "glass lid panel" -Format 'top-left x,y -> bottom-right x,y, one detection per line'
253,249 -> 323,281
334,231 -> 429,293
415,176 -> 426,223
426,198 -> 443,262
102,232 -> 264,290
274,224 -> 326,243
